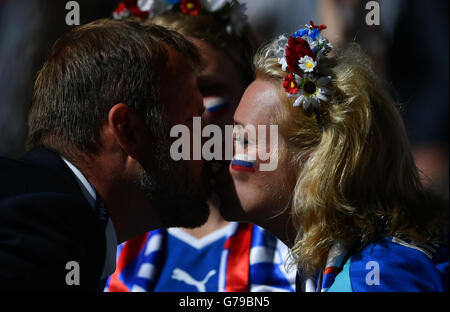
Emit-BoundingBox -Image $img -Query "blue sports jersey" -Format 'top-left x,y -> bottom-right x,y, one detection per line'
327,237 -> 448,292
153,227 -> 228,292
106,222 -> 296,292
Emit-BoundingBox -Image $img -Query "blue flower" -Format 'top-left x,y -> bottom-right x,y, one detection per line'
163,0 -> 181,4
292,28 -> 309,39
308,28 -> 321,40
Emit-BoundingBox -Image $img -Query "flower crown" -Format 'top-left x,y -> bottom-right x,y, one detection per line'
113,0 -> 248,37
276,21 -> 334,111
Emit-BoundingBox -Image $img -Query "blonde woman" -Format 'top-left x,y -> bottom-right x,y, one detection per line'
215,22 -> 449,292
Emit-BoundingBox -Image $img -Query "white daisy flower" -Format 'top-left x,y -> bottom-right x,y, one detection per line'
291,76 -> 333,110
293,94 -> 304,107
137,0 -> 174,18
137,0 -> 155,10
200,0 -> 232,12
299,56 -> 317,73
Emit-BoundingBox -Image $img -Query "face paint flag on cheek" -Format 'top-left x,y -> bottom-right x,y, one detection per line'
231,154 -> 255,173
204,97 -> 230,117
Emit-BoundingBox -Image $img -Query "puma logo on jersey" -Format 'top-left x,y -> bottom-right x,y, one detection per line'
171,268 -> 216,292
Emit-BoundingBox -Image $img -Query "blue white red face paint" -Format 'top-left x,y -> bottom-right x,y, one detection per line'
231,154 -> 256,173
204,97 -> 230,117
169,118 -> 279,172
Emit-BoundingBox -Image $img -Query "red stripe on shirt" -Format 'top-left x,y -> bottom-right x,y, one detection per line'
224,223 -> 253,292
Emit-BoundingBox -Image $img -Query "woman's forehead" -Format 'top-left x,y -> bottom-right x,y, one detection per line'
234,79 -> 279,126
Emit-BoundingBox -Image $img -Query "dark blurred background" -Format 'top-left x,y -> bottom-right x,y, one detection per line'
0,0 -> 448,195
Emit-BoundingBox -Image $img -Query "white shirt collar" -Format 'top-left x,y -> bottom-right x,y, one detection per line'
61,156 -> 117,281
61,157 -> 96,206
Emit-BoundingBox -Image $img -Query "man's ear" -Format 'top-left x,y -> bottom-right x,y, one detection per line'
107,103 -> 149,160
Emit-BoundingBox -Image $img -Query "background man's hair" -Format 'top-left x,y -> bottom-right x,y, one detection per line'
27,18 -> 202,155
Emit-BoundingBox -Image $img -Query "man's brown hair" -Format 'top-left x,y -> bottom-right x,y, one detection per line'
27,18 -> 202,155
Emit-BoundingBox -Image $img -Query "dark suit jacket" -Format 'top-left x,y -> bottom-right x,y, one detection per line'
0,148 -> 106,291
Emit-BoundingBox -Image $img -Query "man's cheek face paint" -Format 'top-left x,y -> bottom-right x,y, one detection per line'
231,154 -> 256,173
204,97 -> 230,117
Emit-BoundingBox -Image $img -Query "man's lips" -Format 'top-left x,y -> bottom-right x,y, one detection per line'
206,160 -> 228,185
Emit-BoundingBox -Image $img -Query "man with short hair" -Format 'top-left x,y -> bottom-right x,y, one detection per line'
0,18 -> 210,291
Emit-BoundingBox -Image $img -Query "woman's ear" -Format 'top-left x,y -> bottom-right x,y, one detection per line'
107,103 -> 150,161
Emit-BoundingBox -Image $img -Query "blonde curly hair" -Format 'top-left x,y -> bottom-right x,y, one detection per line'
254,40 -> 448,274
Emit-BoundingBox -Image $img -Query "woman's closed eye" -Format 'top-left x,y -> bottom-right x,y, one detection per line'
233,136 -> 248,146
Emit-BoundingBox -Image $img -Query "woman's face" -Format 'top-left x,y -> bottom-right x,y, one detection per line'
216,78 -> 294,225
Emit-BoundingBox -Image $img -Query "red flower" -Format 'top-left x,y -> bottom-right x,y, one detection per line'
309,21 -> 327,31
180,0 -> 201,16
114,0 -> 149,19
114,2 -> 127,14
129,6 -> 150,19
283,74 -> 300,95
285,36 -> 316,73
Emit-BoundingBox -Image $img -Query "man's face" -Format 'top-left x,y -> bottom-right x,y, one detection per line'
139,46 -> 211,228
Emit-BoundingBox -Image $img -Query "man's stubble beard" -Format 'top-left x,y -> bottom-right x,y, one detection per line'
138,124 -> 210,229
